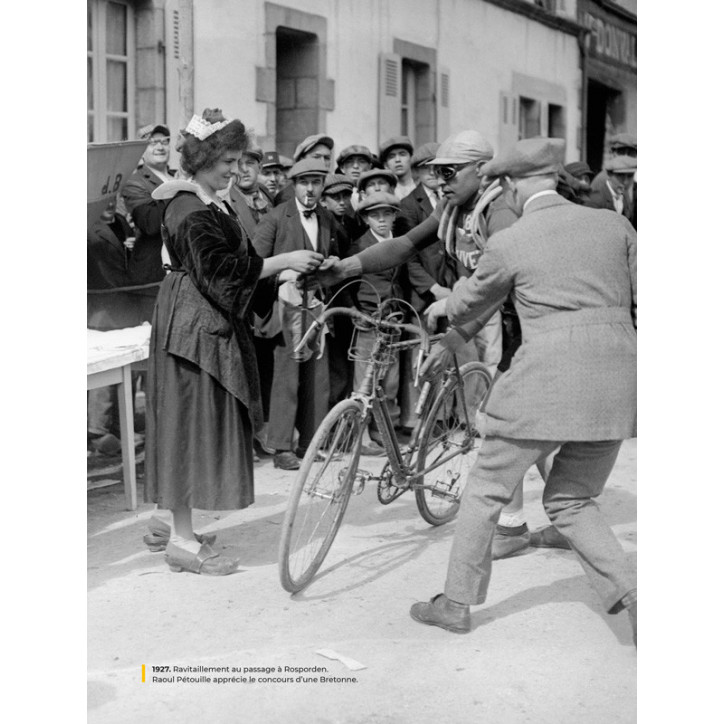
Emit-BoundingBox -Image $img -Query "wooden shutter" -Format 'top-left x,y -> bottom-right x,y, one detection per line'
436,65 -> 451,141
499,91 -> 519,153
378,53 -> 402,146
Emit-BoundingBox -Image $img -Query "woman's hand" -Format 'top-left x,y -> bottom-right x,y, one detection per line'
285,250 -> 324,274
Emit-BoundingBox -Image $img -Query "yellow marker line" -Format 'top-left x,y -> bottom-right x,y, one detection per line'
142,664 -> 146,682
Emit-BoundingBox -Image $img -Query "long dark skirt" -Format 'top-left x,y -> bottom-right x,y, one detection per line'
144,348 -> 254,511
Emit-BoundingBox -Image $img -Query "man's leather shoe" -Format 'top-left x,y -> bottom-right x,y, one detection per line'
529,524 -> 571,550
492,523 -> 530,559
274,451 -> 301,470
410,593 -> 471,634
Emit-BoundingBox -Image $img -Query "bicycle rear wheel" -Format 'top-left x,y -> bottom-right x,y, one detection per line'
414,361 -> 491,525
278,399 -> 365,593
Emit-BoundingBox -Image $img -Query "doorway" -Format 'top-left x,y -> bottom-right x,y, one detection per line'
586,79 -> 623,172
275,27 -> 319,159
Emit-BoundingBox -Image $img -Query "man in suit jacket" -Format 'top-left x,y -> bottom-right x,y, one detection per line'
273,133 -> 334,207
585,155 -> 636,226
409,138 -> 637,644
120,124 -> 175,286
253,158 -> 340,470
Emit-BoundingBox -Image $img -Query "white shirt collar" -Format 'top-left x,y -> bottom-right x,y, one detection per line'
295,198 -> 317,215
370,228 -> 392,243
523,189 -> 557,213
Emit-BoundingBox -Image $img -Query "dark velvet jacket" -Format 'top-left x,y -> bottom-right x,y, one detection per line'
156,191 -> 274,427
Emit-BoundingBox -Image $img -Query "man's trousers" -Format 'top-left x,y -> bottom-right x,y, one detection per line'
444,436 -> 636,613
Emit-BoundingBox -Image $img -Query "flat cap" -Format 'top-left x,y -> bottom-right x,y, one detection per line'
138,123 -> 170,140
604,155 -> 637,174
288,157 -> 329,180
243,145 -> 263,163
278,155 -> 294,169
609,133 -> 637,150
564,160 -> 593,179
293,133 -> 334,162
337,145 -> 374,167
357,191 -> 401,214
358,168 -> 398,191
323,174 -> 355,195
411,141 -> 440,168
480,137 -> 565,179
261,151 -> 282,169
378,136 -> 413,164
428,130 -> 494,165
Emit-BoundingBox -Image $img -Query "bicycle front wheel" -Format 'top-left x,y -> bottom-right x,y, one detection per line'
278,399 -> 365,593
414,361 -> 491,525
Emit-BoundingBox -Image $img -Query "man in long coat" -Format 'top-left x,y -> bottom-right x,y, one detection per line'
409,137 -> 638,644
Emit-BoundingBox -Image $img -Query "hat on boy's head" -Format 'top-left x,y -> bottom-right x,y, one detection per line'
358,168 -> 398,191
480,137 -> 565,179
261,151 -> 282,169
243,145 -> 263,163
138,123 -> 170,140
429,130 -> 493,165
357,191 -> 401,215
336,145 -> 374,167
564,161 -> 593,179
288,157 -> 329,180
411,142 -> 440,168
609,133 -> 637,151
604,155 -> 637,174
378,136 -> 414,164
293,133 -> 335,162
323,174 -> 355,196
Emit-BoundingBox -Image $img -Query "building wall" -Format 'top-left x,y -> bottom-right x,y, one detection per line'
187,0 -> 584,161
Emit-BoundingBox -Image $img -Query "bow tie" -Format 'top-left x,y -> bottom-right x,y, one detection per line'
302,207 -> 316,219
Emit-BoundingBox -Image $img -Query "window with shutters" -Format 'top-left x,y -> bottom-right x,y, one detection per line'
87,0 -> 135,142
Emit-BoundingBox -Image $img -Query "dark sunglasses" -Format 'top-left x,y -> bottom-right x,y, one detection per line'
433,161 -> 475,182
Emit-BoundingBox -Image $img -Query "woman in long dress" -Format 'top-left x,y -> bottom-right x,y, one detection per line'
144,108 -> 323,575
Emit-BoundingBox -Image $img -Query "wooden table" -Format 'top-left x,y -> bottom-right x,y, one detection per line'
87,327 -> 150,510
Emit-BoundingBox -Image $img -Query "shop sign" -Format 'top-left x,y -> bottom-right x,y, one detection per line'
579,7 -> 637,71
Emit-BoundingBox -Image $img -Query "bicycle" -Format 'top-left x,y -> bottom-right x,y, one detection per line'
278,304 -> 492,593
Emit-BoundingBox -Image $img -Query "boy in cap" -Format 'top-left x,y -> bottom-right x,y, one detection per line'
274,133 -> 335,207
336,145 -> 374,184
350,191 -> 406,454
320,173 -> 359,406
379,135 -> 415,200
252,158 -> 339,470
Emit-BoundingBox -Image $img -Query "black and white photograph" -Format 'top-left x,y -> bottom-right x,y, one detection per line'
81,0 -> 646,721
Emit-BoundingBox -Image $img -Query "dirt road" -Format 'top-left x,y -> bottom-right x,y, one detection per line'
87,439 -> 636,723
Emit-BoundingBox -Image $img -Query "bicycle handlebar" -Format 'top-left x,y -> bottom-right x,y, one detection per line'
292,306 -> 432,356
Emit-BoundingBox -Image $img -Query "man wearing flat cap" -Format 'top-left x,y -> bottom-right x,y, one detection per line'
419,137 -> 637,642
253,157 -> 340,470
379,135 -> 416,200
585,155 -> 637,225
589,133 -> 637,227
273,133 -> 335,207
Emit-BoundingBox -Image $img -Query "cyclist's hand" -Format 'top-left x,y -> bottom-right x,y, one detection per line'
420,342 -> 453,381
